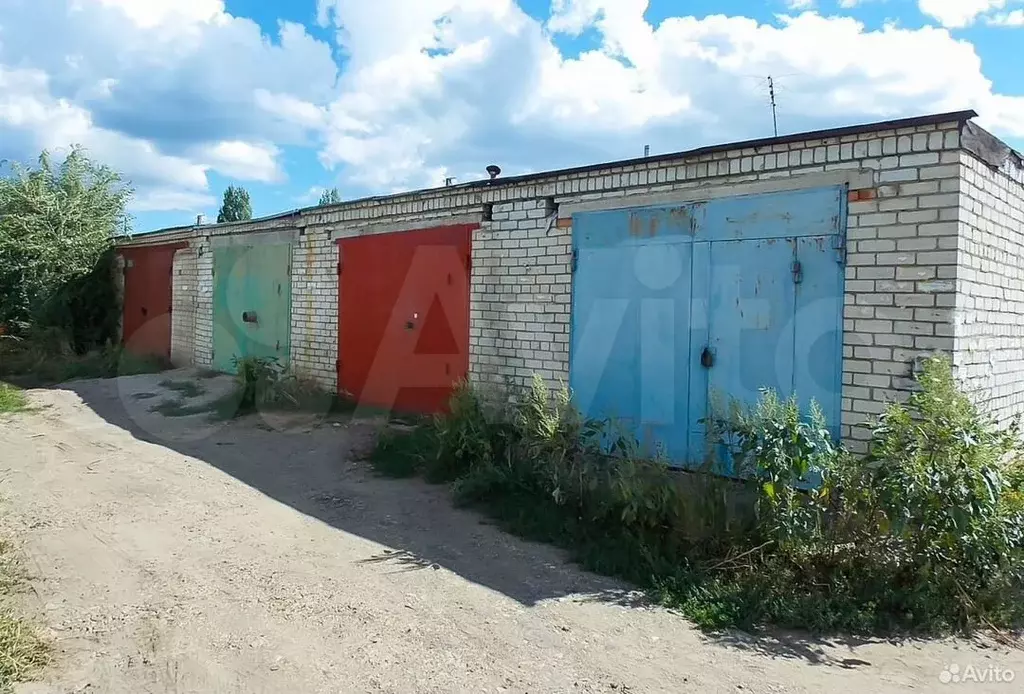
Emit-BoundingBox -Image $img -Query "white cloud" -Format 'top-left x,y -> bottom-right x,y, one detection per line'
198,141 -> 283,183
987,9 -> 1024,24
785,0 -> 816,9
90,0 -> 224,29
917,0 -> 1006,28
131,189 -> 217,213
0,65 -> 209,193
255,90 -> 328,132
0,0 -> 337,212
1,0 -> 1023,218
303,3 -> 1024,192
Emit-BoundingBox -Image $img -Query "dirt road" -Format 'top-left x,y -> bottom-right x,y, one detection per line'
1,371 -> 1020,693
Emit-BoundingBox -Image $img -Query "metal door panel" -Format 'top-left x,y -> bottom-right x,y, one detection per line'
700,186 -> 845,242
338,225 -> 472,413
121,243 -> 183,359
570,207 -> 697,461
569,186 -> 845,469
212,244 -> 291,373
243,244 -> 292,365
794,236 -> 844,438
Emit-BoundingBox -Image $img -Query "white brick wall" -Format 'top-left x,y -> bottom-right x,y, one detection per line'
954,150 -> 1024,425
290,228 -> 338,389
193,239 -> 214,368
124,115 -> 1011,454
170,248 -> 197,367
469,198 -> 572,389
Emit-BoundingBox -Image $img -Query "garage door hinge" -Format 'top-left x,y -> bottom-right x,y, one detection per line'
832,234 -> 847,266
791,260 -> 803,284
337,261 -> 342,275
571,248 -> 579,273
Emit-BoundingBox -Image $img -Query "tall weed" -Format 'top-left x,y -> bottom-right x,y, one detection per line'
373,357 -> 1024,633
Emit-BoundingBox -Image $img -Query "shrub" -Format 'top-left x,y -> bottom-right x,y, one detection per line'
371,357 -> 1024,634
225,356 -> 335,417
0,148 -> 129,351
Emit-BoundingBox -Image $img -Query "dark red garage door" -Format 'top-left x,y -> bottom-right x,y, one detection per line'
121,243 -> 184,359
338,225 -> 473,413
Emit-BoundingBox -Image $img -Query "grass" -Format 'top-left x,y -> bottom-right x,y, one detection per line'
0,540 -> 49,692
370,426 -> 438,478
0,384 -> 27,414
158,379 -> 205,398
0,342 -> 170,387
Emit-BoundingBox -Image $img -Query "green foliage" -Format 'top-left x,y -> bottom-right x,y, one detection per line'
216,186 -> 252,223
371,426 -> 439,478
0,148 -> 129,350
373,358 -> 1024,634
856,356 -> 1024,627
0,384 -> 27,414
0,337 -> 169,385
211,356 -> 335,418
719,391 -> 835,542
317,187 -> 342,206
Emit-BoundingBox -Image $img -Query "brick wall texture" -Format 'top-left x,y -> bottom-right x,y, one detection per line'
193,239 -> 214,368
955,150 -> 1024,426
170,248 -> 197,367
290,229 -> 338,389
124,115 -> 1024,452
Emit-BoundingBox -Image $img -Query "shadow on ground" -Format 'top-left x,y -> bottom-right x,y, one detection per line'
53,370 -> 633,608
42,370 -> 932,666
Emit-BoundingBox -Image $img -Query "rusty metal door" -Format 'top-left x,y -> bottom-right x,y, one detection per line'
121,243 -> 184,359
570,186 -> 845,468
338,225 -> 473,413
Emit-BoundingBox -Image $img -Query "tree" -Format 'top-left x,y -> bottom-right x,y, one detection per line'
0,146 -> 132,347
318,187 -> 341,206
217,185 -> 252,223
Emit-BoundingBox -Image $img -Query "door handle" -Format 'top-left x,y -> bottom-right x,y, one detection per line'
242,311 -> 258,324
700,346 -> 715,368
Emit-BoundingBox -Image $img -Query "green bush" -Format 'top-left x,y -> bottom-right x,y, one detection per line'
372,357 -> 1024,634
225,356 -> 335,417
705,356 -> 1024,631
1,148 -> 129,352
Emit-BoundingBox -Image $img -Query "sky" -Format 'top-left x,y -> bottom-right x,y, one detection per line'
0,0 -> 1020,232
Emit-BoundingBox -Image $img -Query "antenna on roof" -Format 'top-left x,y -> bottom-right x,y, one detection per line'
444,177 -> 456,187
644,144 -> 650,157
486,165 -> 501,181
768,75 -> 779,137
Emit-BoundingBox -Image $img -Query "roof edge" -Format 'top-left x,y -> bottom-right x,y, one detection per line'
136,110 -> 979,238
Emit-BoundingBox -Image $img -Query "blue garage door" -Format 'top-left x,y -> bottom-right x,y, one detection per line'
569,186 -> 846,468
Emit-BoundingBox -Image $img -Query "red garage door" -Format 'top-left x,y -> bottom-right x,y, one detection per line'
338,225 -> 473,413
121,243 -> 184,359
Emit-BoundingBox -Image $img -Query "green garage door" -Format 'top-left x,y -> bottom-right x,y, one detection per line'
212,243 -> 292,373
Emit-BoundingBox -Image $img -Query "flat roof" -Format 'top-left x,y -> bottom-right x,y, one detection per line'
136,109 -> 978,238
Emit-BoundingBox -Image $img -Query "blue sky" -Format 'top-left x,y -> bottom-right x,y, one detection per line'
0,0 -> 1020,231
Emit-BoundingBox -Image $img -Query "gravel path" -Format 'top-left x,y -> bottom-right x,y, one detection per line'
1,370 -> 1020,693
